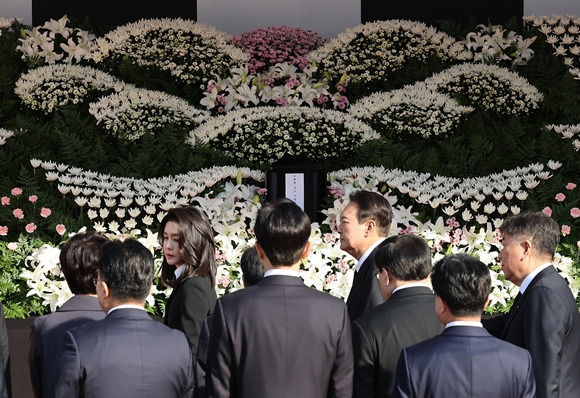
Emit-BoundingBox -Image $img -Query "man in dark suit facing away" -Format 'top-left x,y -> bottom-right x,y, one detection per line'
393,254 -> 536,398
483,212 -> 580,398
338,190 -> 393,322
194,246 -> 264,396
206,198 -> 353,398
29,232 -> 110,398
53,239 -> 194,398
352,234 -> 443,398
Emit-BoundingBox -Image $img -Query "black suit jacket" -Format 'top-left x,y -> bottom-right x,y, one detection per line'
164,276 -> 216,360
0,303 -> 9,398
28,295 -> 105,398
206,275 -> 353,398
54,308 -> 194,398
352,286 -> 444,398
194,316 -> 212,397
483,265 -> 580,398
393,326 -> 536,398
346,247 -> 385,322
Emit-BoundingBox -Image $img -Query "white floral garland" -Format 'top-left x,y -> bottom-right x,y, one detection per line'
547,123 -> 580,151
21,172 -> 579,313
14,64 -> 126,113
31,159 -> 264,230
0,128 -> 15,146
0,18 -> 18,31
308,19 -> 472,82
348,84 -> 474,138
186,106 -> 380,163
524,15 -> 580,80
422,63 -> 544,115
89,18 -> 247,63
88,87 -> 210,141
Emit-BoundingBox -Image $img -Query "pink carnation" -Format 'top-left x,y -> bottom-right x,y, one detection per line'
11,187 -> 22,196
7,242 -> 18,251
0,226 -> 7,236
28,195 -> 38,203
566,182 -> 577,190
40,207 -> 51,218
25,223 -> 37,233
561,225 -> 571,236
555,193 -> 566,202
12,208 -> 24,219
571,208 -> 580,219
1,197 -> 9,206
56,224 -> 66,236
542,207 -> 552,217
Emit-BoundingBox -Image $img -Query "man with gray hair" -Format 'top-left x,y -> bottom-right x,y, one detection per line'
483,212 -> 580,398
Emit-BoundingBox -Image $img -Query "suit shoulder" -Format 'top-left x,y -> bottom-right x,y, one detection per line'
182,276 -> 213,289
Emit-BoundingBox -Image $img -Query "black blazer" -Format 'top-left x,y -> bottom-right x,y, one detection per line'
394,326 -> 536,398
483,265 -> 580,398
194,316 -> 212,397
28,295 -> 105,398
54,308 -> 194,398
206,275 -> 353,398
164,276 -> 216,359
0,303 -> 9,398
352,286 -> 443,398
346,247 -> 385,322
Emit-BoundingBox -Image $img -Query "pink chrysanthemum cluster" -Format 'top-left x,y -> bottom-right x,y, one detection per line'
230,26 -> 326,73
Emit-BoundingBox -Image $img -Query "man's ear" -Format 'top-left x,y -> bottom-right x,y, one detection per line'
483,295 -> 490,311
380,268 -> 390,288
521,240 -> 532,260
300,241 -> 311,260
255,242 -> 266,260
435,295 -> 447,316
101,280 -> 111,300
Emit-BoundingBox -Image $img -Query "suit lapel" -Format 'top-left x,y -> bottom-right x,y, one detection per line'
500,265 -> 555,338
346,254 -> 373,307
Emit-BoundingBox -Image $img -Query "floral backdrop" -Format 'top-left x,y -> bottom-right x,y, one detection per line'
0,15 -> 579,318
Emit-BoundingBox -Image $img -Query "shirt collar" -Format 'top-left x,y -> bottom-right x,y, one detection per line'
445,320 -> 482,329
392,282 -> 431,295
356,237 -> 387,272
174,265 -> 184,279
107,304 -> 146,315
264,269 -> 300,278
519,262 -> 551,294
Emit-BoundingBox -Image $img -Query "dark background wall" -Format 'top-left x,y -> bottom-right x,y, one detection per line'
31,0 -> 523,33
32,0 -> 197,32
361,0 -> 523,27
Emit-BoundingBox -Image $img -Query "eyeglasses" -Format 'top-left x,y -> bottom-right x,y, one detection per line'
93,278 -> 107,287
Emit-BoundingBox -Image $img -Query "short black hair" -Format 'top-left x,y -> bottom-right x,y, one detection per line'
375,234 -> 432,281
99,239 -> 153,302
431,254 -> 491,317
254,198 -> 311,267
60,232 -> 110,295
240,247 -> 264,286
499,212 -> 559,260
349,190 -> 393,236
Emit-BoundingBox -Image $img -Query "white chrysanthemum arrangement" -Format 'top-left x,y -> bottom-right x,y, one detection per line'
308,19 -> 472,84
14,64 -> 126,113
90,18 -> 248,87
187,106 -> 380,164
349,84 -> 473,138
423,63 -> 544,116
89,87 -> 210,141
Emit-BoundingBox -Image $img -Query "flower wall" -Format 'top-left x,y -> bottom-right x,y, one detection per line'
0,15 -> 579,317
